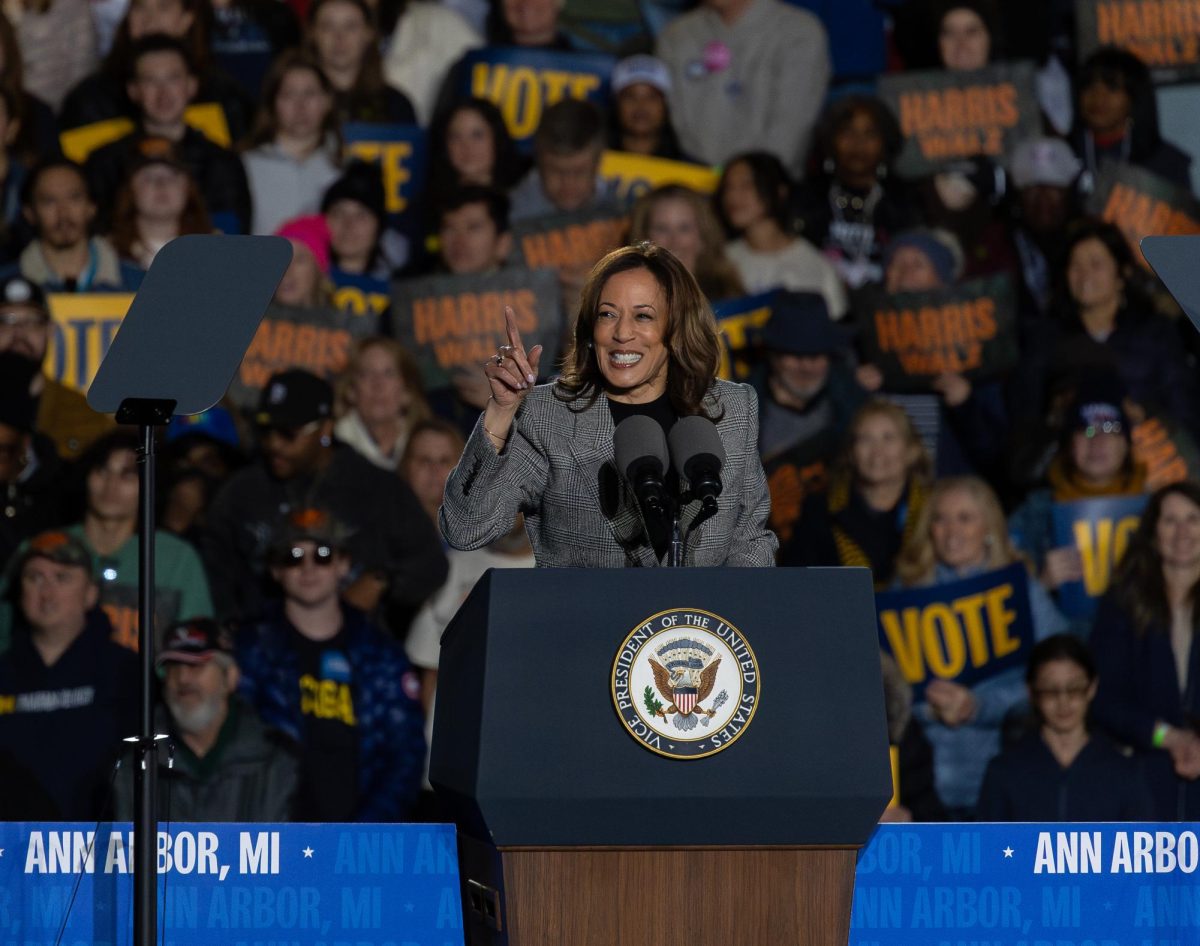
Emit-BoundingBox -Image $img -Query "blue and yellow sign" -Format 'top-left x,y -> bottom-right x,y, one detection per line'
43,293 -> 136,393
342,123 -> 427,221
1051,494 -> 1148,618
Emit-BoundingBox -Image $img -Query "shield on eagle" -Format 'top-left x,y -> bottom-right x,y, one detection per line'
648,637 -> 722,732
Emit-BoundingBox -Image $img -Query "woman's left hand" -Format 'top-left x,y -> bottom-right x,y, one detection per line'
925,680 -> 977,727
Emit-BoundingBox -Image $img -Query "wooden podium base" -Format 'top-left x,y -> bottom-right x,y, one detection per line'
459,837 -> 858,946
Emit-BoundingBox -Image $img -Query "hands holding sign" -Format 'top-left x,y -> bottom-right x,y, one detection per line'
481,306 -> 543,451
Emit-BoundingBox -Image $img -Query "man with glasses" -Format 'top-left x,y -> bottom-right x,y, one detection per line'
235,508 -> 425,821
0,274 -> 114,460
201,368 -> 447,633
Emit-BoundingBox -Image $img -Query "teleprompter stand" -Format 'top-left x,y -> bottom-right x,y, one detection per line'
431,567 -> 893,946
88,235 -> 291,946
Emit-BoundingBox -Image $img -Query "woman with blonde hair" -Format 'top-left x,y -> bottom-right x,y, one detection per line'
893,475 -> 1067,816
788,399 -> 931,583
440,242 -> 777,567
629,184 -> 745,302
334,336 -> 430,471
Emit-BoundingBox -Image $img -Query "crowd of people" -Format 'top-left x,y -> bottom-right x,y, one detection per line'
0,0 -> 1198,826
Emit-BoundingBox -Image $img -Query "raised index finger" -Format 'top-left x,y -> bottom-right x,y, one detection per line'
504,305 -> 525,353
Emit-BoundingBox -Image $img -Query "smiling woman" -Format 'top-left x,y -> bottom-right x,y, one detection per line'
438,242 -> 778,567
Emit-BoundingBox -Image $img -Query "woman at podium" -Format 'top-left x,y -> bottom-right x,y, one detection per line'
439,242 -> 777,567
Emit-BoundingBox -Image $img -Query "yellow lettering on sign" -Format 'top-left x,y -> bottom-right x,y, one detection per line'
469,61 -> 602,141
921,602 -> 966,677
345,141 -> 414,214
984,584 -> 1021,659
0,695 -> 15,715
1074,516 -> 1140,597
299,674 -> 357,725
880,607 -> 924,682
43,293 -> 135,393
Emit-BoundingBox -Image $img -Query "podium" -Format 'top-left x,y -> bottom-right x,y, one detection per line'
431,567 -> 891,946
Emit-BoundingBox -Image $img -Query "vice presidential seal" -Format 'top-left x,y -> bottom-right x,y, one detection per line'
611,608 -> 760,760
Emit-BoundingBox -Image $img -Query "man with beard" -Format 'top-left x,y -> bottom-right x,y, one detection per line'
753,291 -> 864,557
0,274 -> 114,460
0,159 -> 142,292
113,618 -> 298,821
201,369 -> 447,630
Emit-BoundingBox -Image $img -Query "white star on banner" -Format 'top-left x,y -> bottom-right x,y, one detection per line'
1002,847 -> 1014,858
302,847 -> 314,858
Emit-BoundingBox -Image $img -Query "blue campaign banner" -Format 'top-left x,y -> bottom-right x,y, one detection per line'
0,822 -> 463,945
342,123 -> 428,224
1051,495 -> 1148,619
875,563 -> 1035,703
711,291 -> 775,381
331,268 -> 391,321
851,822 -> 1200,944
456,47 -> 615,148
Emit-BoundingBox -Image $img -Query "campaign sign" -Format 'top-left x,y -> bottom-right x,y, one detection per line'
510,206 -> 629,275
1051,494 -> 1148,618
1077,0 -> 1200,82
1087,162 -> 1200,268
851,823 -> 1200,945
342,123 -> 428,222
0,822 -> 463,945
332,269 -> 392,320
390,268 -> 562,390
711,291 -> 775,381
228,303 -> 379,411
458,47 -> 615,148
43,293 -> 135,393
875,563 -> 1035,702
1133,415 -> 1200,489
598,150 -> 719,208
60,103 -> 233,163
854,275 -> 1018,392
764,430 -> 836,548
878,62 -> 1041,178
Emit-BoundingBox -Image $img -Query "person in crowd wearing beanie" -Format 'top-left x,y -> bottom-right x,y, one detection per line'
0,352 -> 65,570
113,618 -> 299,821
792,95 -> 920,290
426,98 -> 528,221
273,213 -> 335,307
235,507 -> 426,821
0,430 -> 214,651
606,54 -> 692,163
1,159 -> 143,293
305,0 -> 416,130
1090,481 -> 1200,820
201,369 -> 447,631
0,274 -> 116,459
241,51 -> 341,236
890,476 -> 1067,816
322,160 -> 406,282
655,0 -> 830,178
436,185 -> 512,276
83,35 -> 252,234
1009,376 -> 1150,632
977,633 -> 1154,821
508,98 -> 619,223
109,136 -> 215,271
717,151 -> 848,317
752,291 -> 865,554
1013,219 -> 1199,452
1071,47 -> 1191,192
1005,137 -> 1084,318
0,530 -> 137,818
628,184 -> 746,302
334,336 -> 431,472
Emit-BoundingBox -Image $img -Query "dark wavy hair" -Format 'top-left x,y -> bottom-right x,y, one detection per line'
813,94 -> 904,175
555,243 -> 723,419
716,151 -> 792,234
1112,480 -> 1200,635
1026,633 -> 1096,685
1054,217 -> 1151,325
1074,47 -> 1166,162
427,97 -> 528,217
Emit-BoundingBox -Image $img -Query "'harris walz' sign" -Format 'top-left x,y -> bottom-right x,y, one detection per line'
1087,162 -> 1200,267
854,275 -> 1018,392
228,304 -> 379,410
1077,0 -> 1200,81
458,47 -> 615,148
878,62 -> 1040,178
510,206 -> 628,275
390,267 -> 562,390
875,563 -> 1036,703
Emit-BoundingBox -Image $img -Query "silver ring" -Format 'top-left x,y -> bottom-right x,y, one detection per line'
493,353 -> 505,366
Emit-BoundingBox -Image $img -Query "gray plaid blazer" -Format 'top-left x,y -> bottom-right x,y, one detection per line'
440,379 -> 778,567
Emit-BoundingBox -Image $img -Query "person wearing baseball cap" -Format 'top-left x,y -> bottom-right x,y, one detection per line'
201,368 -> 446,630
0,529 -> 137,818
110,617 -> 299,822
608,54 -> 693,163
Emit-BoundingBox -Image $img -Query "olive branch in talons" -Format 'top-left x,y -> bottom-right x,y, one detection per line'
643,685 -> 666,719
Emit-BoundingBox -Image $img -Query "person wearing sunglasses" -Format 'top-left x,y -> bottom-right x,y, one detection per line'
976,634 -> 1152,821
200,368 -> 447,632
235,507 -> 426,822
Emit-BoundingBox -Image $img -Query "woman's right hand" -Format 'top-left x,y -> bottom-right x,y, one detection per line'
484,306 -> 544,411
1041,546 -> 1084,590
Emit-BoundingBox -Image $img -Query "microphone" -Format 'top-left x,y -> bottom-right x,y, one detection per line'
668,416 -> 724,512
614,415 -> 670,519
